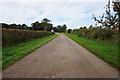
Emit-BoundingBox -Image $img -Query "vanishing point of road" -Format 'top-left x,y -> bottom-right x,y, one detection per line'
3,34 -> 118,78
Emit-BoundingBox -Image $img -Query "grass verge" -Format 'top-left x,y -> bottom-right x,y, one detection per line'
2,34 -> 57,69
64,33 -> 118,70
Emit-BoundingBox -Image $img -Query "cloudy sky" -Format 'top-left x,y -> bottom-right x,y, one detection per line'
0,0 -> 108,29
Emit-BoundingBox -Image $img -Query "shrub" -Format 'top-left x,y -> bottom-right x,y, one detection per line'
72,27 -> 118,41
2,28 -> 54,47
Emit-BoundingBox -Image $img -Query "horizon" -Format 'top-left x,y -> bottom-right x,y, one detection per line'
0,0 -> 110,29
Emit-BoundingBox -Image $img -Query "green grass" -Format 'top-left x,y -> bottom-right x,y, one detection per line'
2,34 -> 57,69
64,33 -> 118,70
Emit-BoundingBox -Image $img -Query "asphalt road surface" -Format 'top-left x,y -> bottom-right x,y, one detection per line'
3,34 -> 118,78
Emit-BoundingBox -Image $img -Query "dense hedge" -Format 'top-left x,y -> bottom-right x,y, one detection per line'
72,28 -> 118,41
2,28 -> 54,47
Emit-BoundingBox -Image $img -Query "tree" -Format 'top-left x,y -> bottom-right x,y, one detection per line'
56,24 -> 67,32
1,23 -> 9,28
46,23 -> 53,31
57,25 -> 62,32
22,24 -> 28,29
62,24 -> 67,32
67,29 -> 72,33
89,25 -> 93,29
40,18 -> 53,31
80,26 -> 87,29
31,21 -> 41,30
10,24 -> 17,29
17,24 -> 22,29
42,18 -> 51,23
93,0 -> 118,29
113,1 -> 120,60
112,1 -> 120,33
53,27 -> 59,32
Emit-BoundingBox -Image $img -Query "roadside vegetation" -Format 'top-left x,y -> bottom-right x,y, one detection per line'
65,33 -> 118,70
2,18 -> 63,69
2,34 -> 57,69
1,0 -> 119,70
1,17 -> 68,69
2,28 -> 54,47
66,1 -> 119,70
1,18 -> 67,32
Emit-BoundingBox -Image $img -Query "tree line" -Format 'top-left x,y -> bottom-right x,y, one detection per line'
1,18 -> 67,32
67,0 -> 119,41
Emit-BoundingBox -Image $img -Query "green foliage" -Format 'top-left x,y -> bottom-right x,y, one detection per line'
93,0 -> 119,29
1,18 -> 54,31
31,18 -> 53,31
42,18 -> 51,23
112,1 -> 120,29
31,21 -> 41,30
2,34 -> 57,69
65,33 -> 118,70
40,18 -> 53,31
1,23 -> 30,30
55,24 -> 67,32
72,27 -> 118,41
40,22 -> 53,31
62,24 -> 67,32
2,28 -> 54,47
67,29 -> 72,33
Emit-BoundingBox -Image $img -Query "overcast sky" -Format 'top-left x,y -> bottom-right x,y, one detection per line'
0,0 -> 108,29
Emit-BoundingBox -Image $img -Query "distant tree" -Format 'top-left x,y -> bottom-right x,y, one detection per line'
27,27 -> 32,30
56,24 -> 67,32
1,23 -> 30,30
89,25 -> 93,29
42,18 -> 51,23
17,24 -> 22,29
1,23 -> 9,28
80,26 -> 87,29
83,26 -> 87,29
53,27 -> 59,32
67,29 -> 72,33
46,23 -> 53,31
57,25 -> 62,32
10,24 -> 17,29
31,21 -> 41,30
80,27 -> 83,29
40,18 -> 53,31
21,24 -> 28,29
62,24 -> 67,32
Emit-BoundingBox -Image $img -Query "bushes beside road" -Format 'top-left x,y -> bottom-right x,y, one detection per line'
72,27 -> 118,41
2,28 -> 54,47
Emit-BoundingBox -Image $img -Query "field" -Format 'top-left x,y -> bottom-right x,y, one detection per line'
65,33 -> 118,70
2,34 -> 57,69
